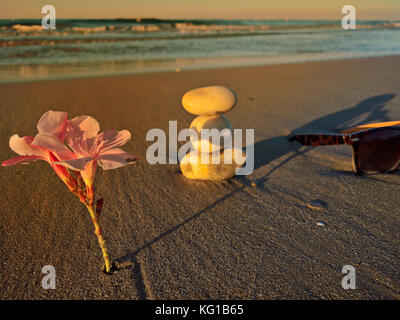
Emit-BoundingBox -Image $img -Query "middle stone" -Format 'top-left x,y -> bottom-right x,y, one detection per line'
189,115 -> 233,153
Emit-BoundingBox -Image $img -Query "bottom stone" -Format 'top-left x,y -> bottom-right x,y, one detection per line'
180,148 -> 246,180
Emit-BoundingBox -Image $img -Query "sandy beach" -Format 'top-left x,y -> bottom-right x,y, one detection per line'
1,56 -> 400,299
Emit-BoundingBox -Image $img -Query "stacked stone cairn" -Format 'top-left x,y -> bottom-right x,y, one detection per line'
180,85 -> 246,180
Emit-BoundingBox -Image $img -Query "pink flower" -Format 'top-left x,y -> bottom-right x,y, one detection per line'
2,110 -> 137,274
2,111 -> 78,191
55,115 -> 137,200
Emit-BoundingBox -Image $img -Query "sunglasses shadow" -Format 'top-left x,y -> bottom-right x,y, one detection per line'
246,94 -> 396,181
320,168 -> 400,186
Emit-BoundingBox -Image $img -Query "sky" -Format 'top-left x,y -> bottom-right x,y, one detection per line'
0,0 -> 399,20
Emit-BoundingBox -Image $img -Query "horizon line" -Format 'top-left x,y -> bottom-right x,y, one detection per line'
0,17 -> 398,21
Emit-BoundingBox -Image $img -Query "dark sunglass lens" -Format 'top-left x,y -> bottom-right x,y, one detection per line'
357,129 -> 400,172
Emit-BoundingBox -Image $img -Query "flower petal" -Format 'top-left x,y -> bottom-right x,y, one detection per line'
37,111 -> 68,141
9,135 -> 47,157
97,129 -> 131,153
2,155 -> 43,166
81,160 -> 97,187
67,115 -> 100,140
56,157 -> 93,171
97,148 -> 137,170
32,133 -> 76,161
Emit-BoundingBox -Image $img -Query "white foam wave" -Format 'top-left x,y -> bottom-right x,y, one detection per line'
11,24 -> 42,32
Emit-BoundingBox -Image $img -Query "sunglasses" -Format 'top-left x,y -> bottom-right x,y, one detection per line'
289,121 -> 400,174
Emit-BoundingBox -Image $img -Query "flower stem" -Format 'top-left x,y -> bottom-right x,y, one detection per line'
86,204 -> 111,273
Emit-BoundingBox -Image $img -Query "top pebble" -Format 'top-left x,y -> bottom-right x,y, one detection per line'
182,86 -> 237,116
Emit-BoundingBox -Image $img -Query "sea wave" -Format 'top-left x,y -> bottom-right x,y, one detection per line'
0,19 -> 399,35
71,26 -> 107,33
1,18 -> 399,73
1,18 -> 398,49
10,24 -> 43,32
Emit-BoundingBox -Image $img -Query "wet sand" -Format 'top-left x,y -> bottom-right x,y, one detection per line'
1,56 -> 400,299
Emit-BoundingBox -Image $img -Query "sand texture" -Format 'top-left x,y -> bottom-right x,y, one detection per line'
1,56 -> 400,299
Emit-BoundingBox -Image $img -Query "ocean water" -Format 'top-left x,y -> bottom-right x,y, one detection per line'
1,18 -> 400,82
